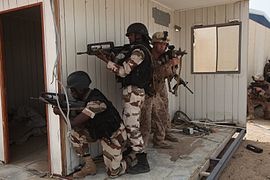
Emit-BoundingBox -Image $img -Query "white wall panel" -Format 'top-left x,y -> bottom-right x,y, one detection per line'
248,20 -> 270,83
175,1 -> 248,126
42,0 -> 62,175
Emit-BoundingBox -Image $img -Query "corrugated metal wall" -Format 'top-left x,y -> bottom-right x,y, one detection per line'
248,19 -> 270,83
2,8 -> 45,115
58,0 -> 175,173
59,0 -> 175,113
59,0 -> 248,127
175,1 -> 248,126
59,0 -> 248,173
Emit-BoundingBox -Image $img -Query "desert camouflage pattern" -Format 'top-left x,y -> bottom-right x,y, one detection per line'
70,123 -> 128,178
101,123 -> 127,177
247,77 -> 270,119
140,57 -> 173,146
69,128 -> 94,156
69,95 -> 128,177
106,48 -> 144,78
122,85 -> 145,153
69,97 -> 108,156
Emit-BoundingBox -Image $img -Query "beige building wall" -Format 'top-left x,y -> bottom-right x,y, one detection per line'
248,19 -> 270,83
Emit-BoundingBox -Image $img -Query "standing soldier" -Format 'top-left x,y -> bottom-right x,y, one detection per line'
96,23 -> 152,174
140,31 -> 179,149
53,71 -> 128,178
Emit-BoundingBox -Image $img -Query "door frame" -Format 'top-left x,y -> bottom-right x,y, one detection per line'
0,3 -> 50,165
0,15 -> 8,163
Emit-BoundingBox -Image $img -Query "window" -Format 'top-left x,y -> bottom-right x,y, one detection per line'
191,22 -> 241,74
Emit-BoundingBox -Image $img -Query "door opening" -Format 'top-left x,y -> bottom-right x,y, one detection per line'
1,5 -> 48,173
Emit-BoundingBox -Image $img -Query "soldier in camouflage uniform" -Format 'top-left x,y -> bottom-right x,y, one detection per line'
263,60 -> 270,83
247,75 -> 270,120
96,23 -> 152,174
53,71 -> 127,178
140,31 -> 179,149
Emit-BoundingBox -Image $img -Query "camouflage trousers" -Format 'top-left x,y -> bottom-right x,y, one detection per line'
140,92 -> 169,146
122,85 -> 145,153
69,123 -> 127,177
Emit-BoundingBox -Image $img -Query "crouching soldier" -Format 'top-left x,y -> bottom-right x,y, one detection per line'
53,71 -> 127,178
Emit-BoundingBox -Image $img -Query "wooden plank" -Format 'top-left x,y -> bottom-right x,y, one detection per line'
206,7 -> 215,121
214,5 -> 226,121
194,8 -> 203,120
74,0 -> 87,72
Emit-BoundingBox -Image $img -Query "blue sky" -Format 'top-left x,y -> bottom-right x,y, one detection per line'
250,0 -> 270,17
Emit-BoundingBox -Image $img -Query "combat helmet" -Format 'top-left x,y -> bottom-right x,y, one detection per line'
67,71 -> 91,89
152,31 -> 170,44
126,22 -> 151,40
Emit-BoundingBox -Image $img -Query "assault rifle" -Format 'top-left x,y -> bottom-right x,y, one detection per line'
160,45 -> 193,95
77,41 -> 130,64
31,92 -> 85,111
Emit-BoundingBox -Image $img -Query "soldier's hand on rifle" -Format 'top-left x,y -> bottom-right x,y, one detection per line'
53,107 -> 62,115
169,58 -> 181,66
95,50 -> 114,63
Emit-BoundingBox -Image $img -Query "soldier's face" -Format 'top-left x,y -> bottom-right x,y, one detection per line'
127,33 -> 136,43
70,88 -> 79,99
153,42 -> 167,54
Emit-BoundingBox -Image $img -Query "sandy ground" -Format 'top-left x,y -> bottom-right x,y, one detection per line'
219,119 -> 270,180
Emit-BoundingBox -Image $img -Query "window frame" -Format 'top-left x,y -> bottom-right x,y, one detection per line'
191,22 -> 242,74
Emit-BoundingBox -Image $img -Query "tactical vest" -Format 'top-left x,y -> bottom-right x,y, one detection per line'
120,42 -> 154,95
85,89 -> 122,140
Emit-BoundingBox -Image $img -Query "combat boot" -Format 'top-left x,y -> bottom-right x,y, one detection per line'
165,133 -> 179,142
126,153 -> 150,174
153,140 -> 173,149
73,156 -> 97,178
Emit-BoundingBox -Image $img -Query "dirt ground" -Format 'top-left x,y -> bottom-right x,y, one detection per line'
219,119 -> 270,180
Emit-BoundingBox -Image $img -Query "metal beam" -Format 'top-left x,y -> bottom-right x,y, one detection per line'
206,129 -> 246,180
